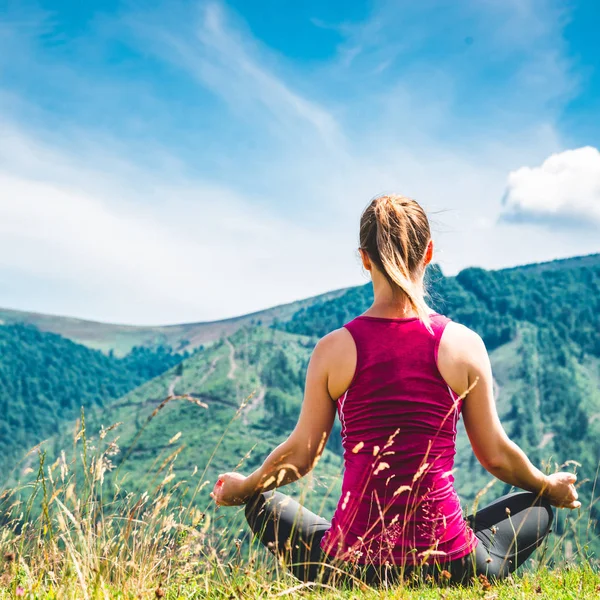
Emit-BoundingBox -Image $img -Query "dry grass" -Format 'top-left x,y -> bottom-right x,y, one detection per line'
0,400 -> 598,599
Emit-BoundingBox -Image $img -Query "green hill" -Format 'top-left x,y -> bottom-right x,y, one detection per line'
34,326 -> 344,516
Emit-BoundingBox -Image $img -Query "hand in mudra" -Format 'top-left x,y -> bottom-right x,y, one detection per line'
210,472 -> 250,506
544,472 -> 581,509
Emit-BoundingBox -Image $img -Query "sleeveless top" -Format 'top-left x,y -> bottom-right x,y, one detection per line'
320,313 -> 477,566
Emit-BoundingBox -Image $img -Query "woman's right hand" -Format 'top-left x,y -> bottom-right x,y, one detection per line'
542,472 -> 581,509
210,472 -> 251,506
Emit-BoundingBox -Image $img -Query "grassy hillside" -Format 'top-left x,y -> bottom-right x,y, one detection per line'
20,321 -> 599,558
0,288 -> 348,356
1,326 -> 597,598
2,410 -> 598,597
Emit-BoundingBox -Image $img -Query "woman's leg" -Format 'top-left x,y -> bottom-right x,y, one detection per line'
244,491 -> 333,582
468,491 -> 554,579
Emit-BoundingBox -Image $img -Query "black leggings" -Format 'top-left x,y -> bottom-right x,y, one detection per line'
245,490 -> 554,586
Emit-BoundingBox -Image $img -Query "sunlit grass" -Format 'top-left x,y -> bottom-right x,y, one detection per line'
0,394 -> 598,599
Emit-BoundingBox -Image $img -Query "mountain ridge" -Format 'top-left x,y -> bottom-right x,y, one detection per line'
0,287 -> 349,356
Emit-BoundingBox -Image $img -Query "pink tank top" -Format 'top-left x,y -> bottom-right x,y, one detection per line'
320,313 -> 477,566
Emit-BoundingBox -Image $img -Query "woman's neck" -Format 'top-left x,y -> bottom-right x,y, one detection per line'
365,275 -> 430,319
365,300 -> 418,319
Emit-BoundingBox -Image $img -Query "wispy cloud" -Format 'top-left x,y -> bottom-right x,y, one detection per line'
129,2 -> 341,150
197,3 -> 340,144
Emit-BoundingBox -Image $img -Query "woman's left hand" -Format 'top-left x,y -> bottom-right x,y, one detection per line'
210,472 -> 251,506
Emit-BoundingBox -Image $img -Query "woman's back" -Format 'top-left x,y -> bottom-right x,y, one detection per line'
320,313 -> 477,566
215,194 -> 576,585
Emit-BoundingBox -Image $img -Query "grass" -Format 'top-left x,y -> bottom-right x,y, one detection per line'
0,399 -> 597,600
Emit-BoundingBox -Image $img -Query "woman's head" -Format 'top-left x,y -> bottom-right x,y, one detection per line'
359,194 -> 433,325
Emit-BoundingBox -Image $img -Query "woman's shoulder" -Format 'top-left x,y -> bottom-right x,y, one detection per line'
439,320 -> 488,368
437,321 -> 489,396
313,328 -> 357,400
315,326 -> 355,355
442,320 -> 485,345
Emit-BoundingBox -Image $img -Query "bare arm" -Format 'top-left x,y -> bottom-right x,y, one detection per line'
242,337 -> 336,494
441,324 -> 580,509
460,332 -> 547,490
211,331 -> 347,506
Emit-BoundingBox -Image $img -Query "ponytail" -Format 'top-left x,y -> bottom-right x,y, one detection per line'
360,195 -> 432,332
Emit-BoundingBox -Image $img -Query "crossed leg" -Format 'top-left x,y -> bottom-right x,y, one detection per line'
245,490 -> 554,585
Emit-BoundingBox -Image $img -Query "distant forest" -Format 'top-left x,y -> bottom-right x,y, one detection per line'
0,324 -> 183,469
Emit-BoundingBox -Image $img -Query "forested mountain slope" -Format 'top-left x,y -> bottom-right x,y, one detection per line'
35,327 -> 345,515
285,254 -> 600,353
0,324 -> 183,473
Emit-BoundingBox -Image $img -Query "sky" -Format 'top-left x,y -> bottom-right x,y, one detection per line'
0,0 -> 599,325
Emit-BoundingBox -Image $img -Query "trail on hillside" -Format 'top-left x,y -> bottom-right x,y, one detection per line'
242,386 -> 266,425
186,357 -> 236,404
168,375 -> 181,397
198,357 -> 220,388
223,338 -> 266,421
225,339 -> 237,380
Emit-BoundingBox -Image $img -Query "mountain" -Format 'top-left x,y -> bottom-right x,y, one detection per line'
0,288 -> 348,356
3,252 -> 600,554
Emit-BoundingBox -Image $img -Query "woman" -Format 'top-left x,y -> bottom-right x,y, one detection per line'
210,195 -> 580,586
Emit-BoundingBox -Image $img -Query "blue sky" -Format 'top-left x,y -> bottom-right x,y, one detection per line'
0,0 -> 599,325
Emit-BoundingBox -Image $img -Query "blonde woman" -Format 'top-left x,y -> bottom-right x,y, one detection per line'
211,195 -> 580,585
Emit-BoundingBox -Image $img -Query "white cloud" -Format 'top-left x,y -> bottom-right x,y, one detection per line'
501,147 -> 600,226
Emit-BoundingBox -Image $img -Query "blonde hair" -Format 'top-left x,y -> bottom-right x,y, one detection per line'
359,194 -> 432,330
